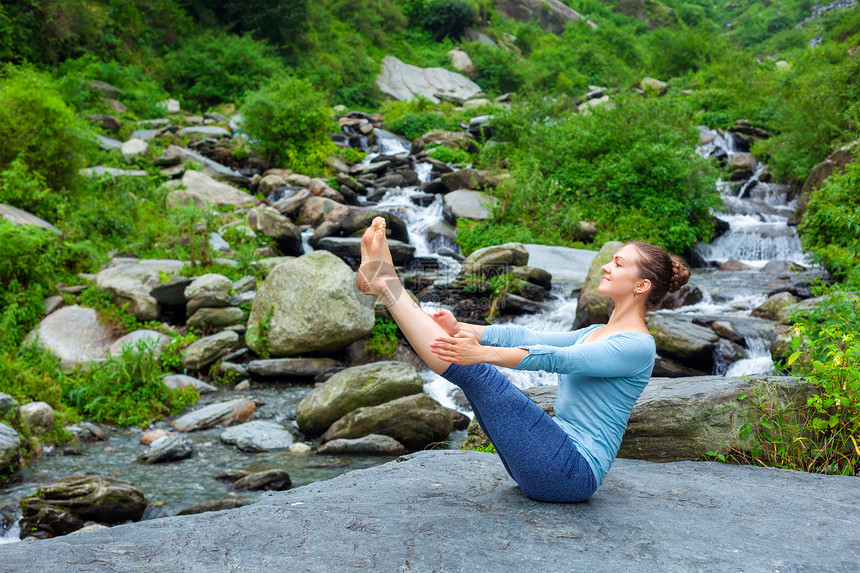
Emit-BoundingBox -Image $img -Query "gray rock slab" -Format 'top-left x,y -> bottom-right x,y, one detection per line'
129,129 -> 158,141
1,450 -> 857,571
80,166 -> 149,178
178,126 -> 231,138
162,374 -> 217,394
0,423 -> 21,471
220,420 -> 295,452
94,134 -> 123,150
377,55 -> 482,104
0,204 -> 59,233
523,244 -> 597,281
248,358 -> 341,379
24,305 -> 117,370
167,145 -> 249,186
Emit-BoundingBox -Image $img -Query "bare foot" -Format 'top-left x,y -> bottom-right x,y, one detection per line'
356,217 -> 400,301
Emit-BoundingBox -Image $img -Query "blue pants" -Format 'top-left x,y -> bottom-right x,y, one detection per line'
442,362 -> 597,503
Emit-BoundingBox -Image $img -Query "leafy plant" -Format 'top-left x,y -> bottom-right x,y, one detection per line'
364,318 -> 399,358
427,145 -> 473,164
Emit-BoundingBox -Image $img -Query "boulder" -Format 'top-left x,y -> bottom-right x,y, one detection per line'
522,244 -> 597,282
0,204 -> 60,233
232,470 -> 291,491
442,190 -> 499,223
139,435 -> 195,464
460,243 -> 530,277
640,77 -> 667,95
184,273 -> 232,314
0,423 -> 21,474
413,130 -> 477,154
760,260 -> 805,274
247,206 -> 303,256
727,152 -> 758,178
172,398 -> 256,432
337,209 -> 409,243
646,314 -> 719,373
439,169 -> 498,192
220,420 -> 295,452
321,393 -> 453,451
0,394 -> 20,418
751,291 -> 798,320
20,402 -> 55,435
573,241 -> 622,329
108,330 -> 170,358
246,251 -> 375,357
177,126 -> 231,138
376,55 -> 482,104
162,374 -> 217,394
247,358 -> 341,380
448,48 -> 476,77
186,307 -> 246,330
296,362 -> 424,436
181,331 -> 239,371
95,263 -> 167,321
496,0 -> 592,35
24,305 -> 117,370
719,259 -> 752,271
297,196 -> 351,227
317,434 -> 409,456
2,451 -> 858,570
661,284 -> 704,310
19,475 -> 147,538
140,429 -> 173,446
167,171 -> 256,209
120,138 -> 150,164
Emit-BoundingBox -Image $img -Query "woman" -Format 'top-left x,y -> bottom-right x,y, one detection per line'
356,217 -> 690,502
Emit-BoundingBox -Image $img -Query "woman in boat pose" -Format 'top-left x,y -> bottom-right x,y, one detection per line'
356,217 -> 690,503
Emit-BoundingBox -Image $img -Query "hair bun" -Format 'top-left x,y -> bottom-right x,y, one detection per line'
668,259 -> 690,294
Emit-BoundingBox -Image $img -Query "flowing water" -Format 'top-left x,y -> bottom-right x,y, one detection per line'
0,126 -> 816,539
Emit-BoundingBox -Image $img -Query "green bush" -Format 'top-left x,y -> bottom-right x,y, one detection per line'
0,65 -> 96,193
427,145 -> 473,164
385,106 -> 461,140
465,41 -> 527,95
411,0 -> 476,40
0,159 -> 53,220
798,160 -> 860,287
240,75 -> 337,174
62,339 -> 198,427
161,31 -> 281,110
0,222 -> 63,294
364,318 -> 399,358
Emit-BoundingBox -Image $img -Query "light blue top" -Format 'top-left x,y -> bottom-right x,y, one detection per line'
480,323 -> 656,486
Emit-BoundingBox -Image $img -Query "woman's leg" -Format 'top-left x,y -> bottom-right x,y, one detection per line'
356,218 -> 596,502
442,362 -> 596,503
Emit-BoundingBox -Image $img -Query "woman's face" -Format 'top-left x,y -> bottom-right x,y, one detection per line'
597,244 -> 646,299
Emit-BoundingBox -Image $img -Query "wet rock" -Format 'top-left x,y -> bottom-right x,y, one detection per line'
289,442 -> 312,454
186,307 -> 246,330
109,330 -> 170,358
496,0 -> 592,35
321,394 -> 453,451
0,423 -> 21,474
317,237 -> 415,265
172,398 -> 256,432
376,55 -> 482,104
752,292 -> 798,320
297,196 -> 350,227
20,402 -> 55,435
718,259 -> 752,271
317,434 -> 408,456
646,315 -> 719,373
573,241 -> 622,329
508,265 -> 552,290
337,209 -> 410,243
0,204 -> 60,233
220,421 -> 295,452
20,475 -> 147,538
246,251 -> 375,357
233,469 -> 291,491
247,358 -> 341,380
727,152 -> 758,179
442,190 -> 499,223
651,358 -> 709,378
139,435 -> 195,464
760,260 -> 806,274
448,409 -> 470,431
162,374 -> 217,394
181,331 -> 238,371
167,171 -> 256,209
176,499 -> 246,516
140,429 -> 173,446
24,305 -> 116,370
661,284 -> 704,310
297,362 -> 424,436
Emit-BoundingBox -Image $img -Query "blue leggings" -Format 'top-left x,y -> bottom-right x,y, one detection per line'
442,362 -> 597,503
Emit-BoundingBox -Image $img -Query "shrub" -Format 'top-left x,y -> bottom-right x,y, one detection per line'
240,75 -> 337,174
0,65 -> 96,192
62,339 -> 198,427
364,318 -> 399,358
0,159 -> 53,220
427,145 -> 473,164
411,0 -> 476,40
0,222 -> 62,293
465,41 -> 527,95
161,31 -> 281,110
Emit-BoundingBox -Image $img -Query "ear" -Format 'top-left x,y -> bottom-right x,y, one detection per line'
636,279 -> 652,295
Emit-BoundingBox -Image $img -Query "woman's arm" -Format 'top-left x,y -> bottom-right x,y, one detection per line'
428,309 -> 590,347
429,332 -> 527,368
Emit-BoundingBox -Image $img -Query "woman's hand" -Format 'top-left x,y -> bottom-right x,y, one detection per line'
429,331 -> 488,365
427,308 -> 460,336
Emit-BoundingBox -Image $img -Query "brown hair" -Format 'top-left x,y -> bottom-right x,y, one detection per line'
624,240 -> 691,311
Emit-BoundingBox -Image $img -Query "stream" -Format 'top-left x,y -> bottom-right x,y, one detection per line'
0,125 -> 816,541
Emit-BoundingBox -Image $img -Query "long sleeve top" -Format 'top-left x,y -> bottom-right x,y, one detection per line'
480,323 -> 656,486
